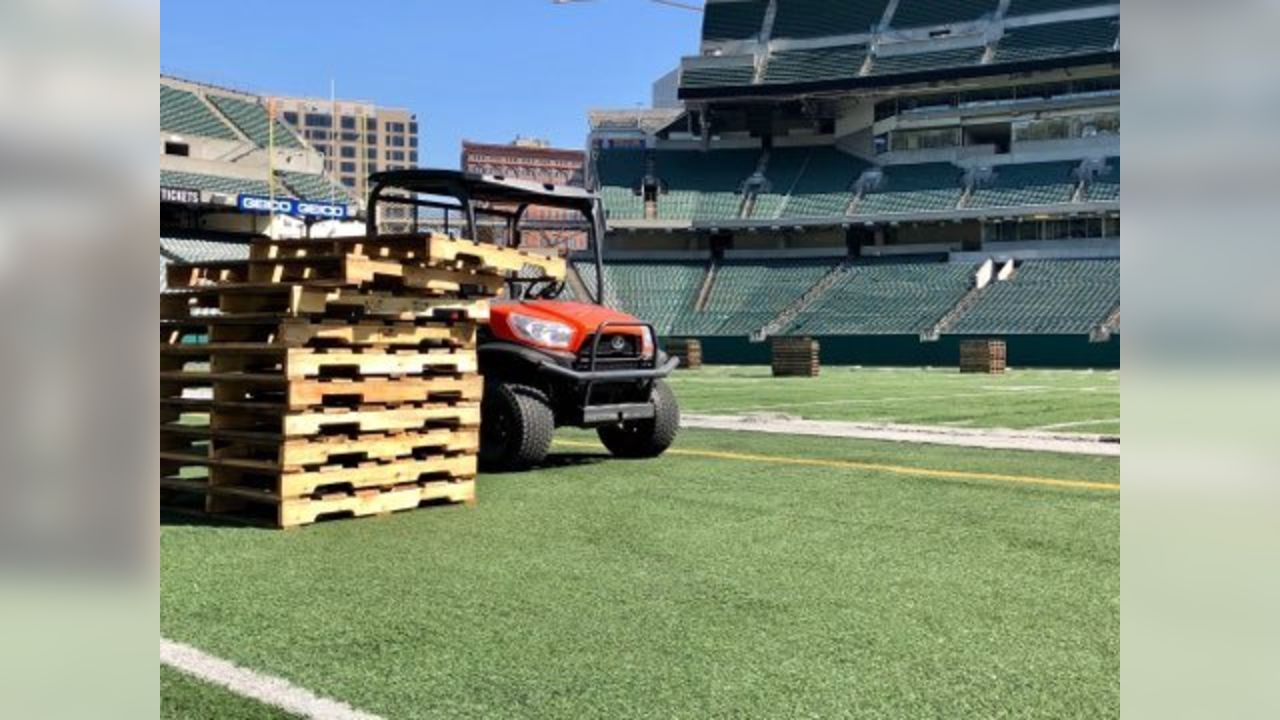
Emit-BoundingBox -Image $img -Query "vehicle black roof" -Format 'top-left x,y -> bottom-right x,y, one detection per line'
367,169 -> 598,212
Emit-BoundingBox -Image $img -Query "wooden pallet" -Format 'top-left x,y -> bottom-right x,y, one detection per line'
249,233 -> 566,280
161,374 -> 481,411
161,285 -> 490,322
162,400 -> 482,437
771,337 -> 821,377
959,339 -> 1007,374
161,451 -> 477,497
161,317 -> 477,349
162,346 -> 478,378
161,476 -> 475,528
663,338 -> 702,370
165,255 -> 505,297
161,426 -> 478,470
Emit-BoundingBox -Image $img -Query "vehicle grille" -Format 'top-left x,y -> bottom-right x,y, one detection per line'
574,333 -> 651,371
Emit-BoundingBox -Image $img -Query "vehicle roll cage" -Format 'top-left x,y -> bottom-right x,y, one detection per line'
365,169 -> 607,304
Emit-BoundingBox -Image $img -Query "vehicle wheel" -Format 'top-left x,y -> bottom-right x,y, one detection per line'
480,382 -> 555,471
597,379 -> 680,458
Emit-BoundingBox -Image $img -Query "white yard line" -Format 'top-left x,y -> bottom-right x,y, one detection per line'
681,414 -> 1120,456
1036,417 -> 1121,430
161,638 -> 384,720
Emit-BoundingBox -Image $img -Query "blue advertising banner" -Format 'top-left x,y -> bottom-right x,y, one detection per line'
237,194 -> 354,219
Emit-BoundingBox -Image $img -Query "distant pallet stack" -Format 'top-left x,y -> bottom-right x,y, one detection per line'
663,338 -> 702,370
771,337 -> 820,377
160,233 -> 565,527
959,339 -> 1007,374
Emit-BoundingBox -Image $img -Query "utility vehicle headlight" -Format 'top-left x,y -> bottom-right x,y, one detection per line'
507,313 -> 574,349
640,328 -> 655,358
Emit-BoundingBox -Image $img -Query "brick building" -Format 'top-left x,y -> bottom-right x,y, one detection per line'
461,139 -> 588,250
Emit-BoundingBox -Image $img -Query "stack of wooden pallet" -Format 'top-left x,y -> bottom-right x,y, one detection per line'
959,339 -> 1007,374
160,233 -> 564,528
663,338 -> 702,370
771,336 -> 820,377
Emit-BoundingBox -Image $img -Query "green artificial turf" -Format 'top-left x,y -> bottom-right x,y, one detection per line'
161,666 -> 297,719
161,428 -> 1118,718
667,366 -> 1121,435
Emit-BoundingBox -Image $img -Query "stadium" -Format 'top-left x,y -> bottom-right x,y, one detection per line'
159,1 -> 1120,717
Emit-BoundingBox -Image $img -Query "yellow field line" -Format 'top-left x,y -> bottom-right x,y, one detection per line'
553,440 -> 1118,493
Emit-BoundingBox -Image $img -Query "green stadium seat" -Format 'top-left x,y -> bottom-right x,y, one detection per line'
1084,157 -> 1118,202
994,17 -> 1118,64
687,259 -> 835,335
160,169 -> 272,197
161,236 -> 252,263
947,259 -> 1118,334
763,45 -> 868,85
160,84 -> 238,141
786,262 -> 976,334
889,0 -> 999,29
277,171 -> 355,203
1005,0 -> 1116,18
600,186 -> 645,221
206,94 -> 305,150
600,261 -> 708,335
702,0 -> 769,40
966,161 -> 1079,208
681,63 -> 756,89
652,149 -> 761,221
771,0 -> 890,39
854,163 -> 963,216
765,147 -> 870,219
869,46 -> 986,76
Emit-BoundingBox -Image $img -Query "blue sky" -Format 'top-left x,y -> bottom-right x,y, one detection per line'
161,0 -> 701,168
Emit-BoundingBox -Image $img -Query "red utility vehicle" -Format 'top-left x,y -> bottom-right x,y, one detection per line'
366,170 -> 680,471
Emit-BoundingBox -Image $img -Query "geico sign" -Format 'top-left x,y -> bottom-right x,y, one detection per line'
296,201 -> 350,219
237,194 -> 352,219
239,196 -> 294,213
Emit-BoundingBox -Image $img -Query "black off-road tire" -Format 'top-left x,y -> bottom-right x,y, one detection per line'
597,379 -> 680,458
480,382 -> 555,471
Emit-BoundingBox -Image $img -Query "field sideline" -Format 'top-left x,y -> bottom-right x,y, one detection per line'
667,366 -> 1120,435
162,423 -> 1119,718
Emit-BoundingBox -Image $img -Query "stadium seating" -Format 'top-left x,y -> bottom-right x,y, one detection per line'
786,261 -> 976,334
160,84 -> 238,141
749,193 -> 788,220
160,236 -> 251,263
599,186 -> 645,220
763,44 -> 868,85
277,171 -> 354,203
771,0 -> 891,39
869,46 -> 986,77
601,261 -> 708,334
889,0 -> 999,28
1005,0 -> 1116,18
695,192 -> 746,222
948,259 -> 1118,334
853,163 -> 963,215
652,149 -> 760,221
1083,157 -> 1118,202
595,147 -> 648,220
685,259 -> 836,335
681,63 -> 756,89
775,147 -> 870,217
161,169 -> 271,197
993,17 -> 1118,64
701,0 -> 769,40
206,94 -> 305,149
966,161 -> 1079,208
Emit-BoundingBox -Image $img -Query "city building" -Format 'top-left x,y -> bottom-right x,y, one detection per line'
461,139 -> 588,249
270,96 -> 418,231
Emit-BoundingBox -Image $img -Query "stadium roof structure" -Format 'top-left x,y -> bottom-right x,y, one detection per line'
680,1 -> 1119,100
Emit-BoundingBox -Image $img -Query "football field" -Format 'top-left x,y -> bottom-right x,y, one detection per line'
161,370 -> 1119,718
668,366 -> 1120,435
